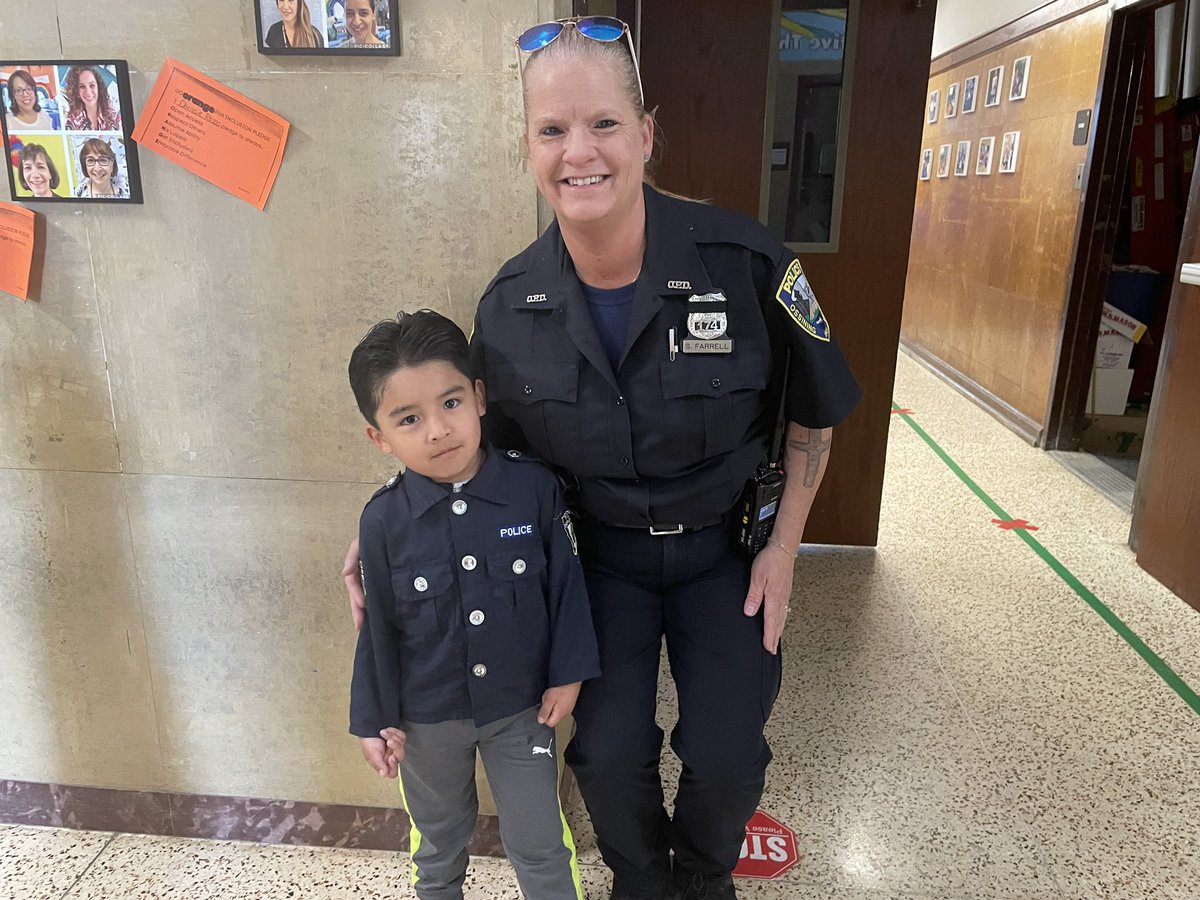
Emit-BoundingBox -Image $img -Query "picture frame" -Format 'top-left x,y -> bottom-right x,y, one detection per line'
927,89 -> 939,125
2,59 -> 143,204
976,136 -> 995,176
254,0 -> 401,56
962,75 -> 979,114
1000,131 -> 1021,174
954,140 -> 971,176
919,148 -> 933,181
937,144 -> 951,178
945,82 -> 959,119
985,65 -> 1004,108
1010,55 -> 1030,101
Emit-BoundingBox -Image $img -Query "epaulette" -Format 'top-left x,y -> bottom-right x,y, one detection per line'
681,198 -> 784,262
479,245 -> 537,300
368,470 -> 404,503
498,448 -> 541,465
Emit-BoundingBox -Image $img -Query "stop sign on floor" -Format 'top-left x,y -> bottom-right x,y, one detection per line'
733,810 -> 801,880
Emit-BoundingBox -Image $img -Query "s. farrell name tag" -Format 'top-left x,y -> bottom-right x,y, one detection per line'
681,338 -> 734,354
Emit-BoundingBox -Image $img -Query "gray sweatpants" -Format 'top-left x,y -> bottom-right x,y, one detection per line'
397,706 -> 582,900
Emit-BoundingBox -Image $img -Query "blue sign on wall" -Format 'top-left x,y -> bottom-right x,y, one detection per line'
779,9 -> 847,62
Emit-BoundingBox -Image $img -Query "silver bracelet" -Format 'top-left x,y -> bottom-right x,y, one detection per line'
767,537 -> 797,558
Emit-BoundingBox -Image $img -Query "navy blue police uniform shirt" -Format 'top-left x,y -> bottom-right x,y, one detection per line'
349,443 -> 601,737
469,185 -> 862,528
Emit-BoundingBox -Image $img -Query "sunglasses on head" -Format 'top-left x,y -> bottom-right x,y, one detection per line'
516,16 -> 644,108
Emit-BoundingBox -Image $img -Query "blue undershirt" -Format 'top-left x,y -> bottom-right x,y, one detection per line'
581,281 -> 637,373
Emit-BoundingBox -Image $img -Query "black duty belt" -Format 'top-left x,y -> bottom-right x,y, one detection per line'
576,513 -> 727,537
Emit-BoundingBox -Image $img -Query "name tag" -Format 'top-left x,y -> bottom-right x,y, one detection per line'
681,339 -> 734,354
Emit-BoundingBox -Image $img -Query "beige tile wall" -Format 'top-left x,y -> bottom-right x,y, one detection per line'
0,0 -> 567,811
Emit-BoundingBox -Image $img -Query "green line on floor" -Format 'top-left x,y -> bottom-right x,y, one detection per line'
892,403 -> 1200,718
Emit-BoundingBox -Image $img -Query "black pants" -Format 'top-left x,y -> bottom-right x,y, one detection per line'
564,521 -> 782,888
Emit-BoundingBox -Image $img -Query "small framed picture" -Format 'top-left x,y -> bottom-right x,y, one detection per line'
1000,131 -> 1021,173
954,140 -> 971,176
927,89 -> 940,125
937,144 -> 951,178
1,59 -> 143,203
919,148 -> 933,181
976,136 -> 995,175
254,0 -> 401,56
985,65 -> 1004,108
962,75 -> 979,114
945,82 -> 960,119
1010,55 -> 1030,101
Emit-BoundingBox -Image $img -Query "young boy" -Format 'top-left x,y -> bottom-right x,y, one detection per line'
347,310 -> 600,900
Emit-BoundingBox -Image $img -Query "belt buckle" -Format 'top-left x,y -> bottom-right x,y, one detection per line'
649,523 -> 684,536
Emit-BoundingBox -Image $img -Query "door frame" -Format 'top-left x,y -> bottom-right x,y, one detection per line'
1043,0 -> 1179,450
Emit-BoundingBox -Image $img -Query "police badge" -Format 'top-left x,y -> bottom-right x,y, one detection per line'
683,291 -> 733,353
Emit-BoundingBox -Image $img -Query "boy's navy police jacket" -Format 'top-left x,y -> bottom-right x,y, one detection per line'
349,443 -> 600,736
470,185 -> 862,528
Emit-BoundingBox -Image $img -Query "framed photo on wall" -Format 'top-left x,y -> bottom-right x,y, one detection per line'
1,59 -> 143,203
985,65 -> 1004,108
945,82 -> 959,119
962,75 -> 978,114
954,140 -> 970,176
919,148 -> 933,181
937,144 -> 951,178
1010,55 -> 1031,101
1000,131 -> 1021,173
927,89 -> 939,125
976,136 -> 995,175
255,0 -> 401,56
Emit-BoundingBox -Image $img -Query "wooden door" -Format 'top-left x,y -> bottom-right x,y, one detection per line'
641,0 -> 939,545
1131,171 -> 1200,611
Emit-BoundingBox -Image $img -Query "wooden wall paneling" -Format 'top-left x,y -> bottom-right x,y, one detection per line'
902,3 -> 1112,439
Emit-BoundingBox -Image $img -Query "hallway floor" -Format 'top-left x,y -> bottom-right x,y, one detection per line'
4,352 -> 1198,899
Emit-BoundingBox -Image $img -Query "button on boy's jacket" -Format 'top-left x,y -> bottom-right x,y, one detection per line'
349,444 -> 600,736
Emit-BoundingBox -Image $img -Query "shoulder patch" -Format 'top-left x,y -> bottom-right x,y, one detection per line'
775,260 -> 831,342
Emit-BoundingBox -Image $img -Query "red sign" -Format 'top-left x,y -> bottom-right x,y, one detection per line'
733,810 -> 801,880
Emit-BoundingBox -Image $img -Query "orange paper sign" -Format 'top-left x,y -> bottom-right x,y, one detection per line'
0,201 -> 36,300
131,58 -> 289,210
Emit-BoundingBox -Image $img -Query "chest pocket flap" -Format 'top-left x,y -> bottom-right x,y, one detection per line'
660,350 -> 767,399
491,359 -> 578,406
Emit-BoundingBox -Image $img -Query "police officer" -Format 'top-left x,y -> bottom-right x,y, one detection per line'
346,16 -> 859,900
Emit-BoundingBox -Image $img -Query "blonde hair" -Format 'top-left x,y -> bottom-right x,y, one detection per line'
520,26 -> 646,122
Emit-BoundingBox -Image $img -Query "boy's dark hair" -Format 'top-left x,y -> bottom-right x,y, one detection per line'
349,309 -> 474,427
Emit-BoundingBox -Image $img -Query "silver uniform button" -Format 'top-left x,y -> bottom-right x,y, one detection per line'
452,499 -> 468,515
469,610 -> 485,626
506,450 -> 521,459
472,663 -> 488,678
413,577 -> 428,592
512,559 -> 527,575
461,555 -> 477,571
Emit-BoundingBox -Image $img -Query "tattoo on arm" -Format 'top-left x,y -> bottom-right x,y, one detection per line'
787,429 -> 832,488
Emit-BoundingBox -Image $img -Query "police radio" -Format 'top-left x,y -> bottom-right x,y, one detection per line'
734,350 -> 789,558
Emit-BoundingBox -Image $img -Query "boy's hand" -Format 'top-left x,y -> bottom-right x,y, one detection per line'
343,538 -> 365,631
381,727 -> 407,765
538,682 -> 581,728
360,736 -> 399,779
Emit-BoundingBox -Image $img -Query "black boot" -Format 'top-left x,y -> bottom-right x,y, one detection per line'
610,873 -> 678,900
672,865 -> 737,900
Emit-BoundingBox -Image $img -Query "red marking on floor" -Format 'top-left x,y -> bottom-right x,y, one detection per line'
891,408 -> 914,415
992,518 -> 1040,532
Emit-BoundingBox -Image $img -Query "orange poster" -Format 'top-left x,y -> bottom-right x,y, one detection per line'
0,201 -> 36,300
131,58 -> 289,210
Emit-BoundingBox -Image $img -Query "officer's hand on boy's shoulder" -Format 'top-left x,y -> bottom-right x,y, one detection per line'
360,735 -> 401,779
342,537 -> 365,631
538,682 -> 582,728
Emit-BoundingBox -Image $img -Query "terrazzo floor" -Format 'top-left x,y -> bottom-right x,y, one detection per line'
4,351 -> 1198,899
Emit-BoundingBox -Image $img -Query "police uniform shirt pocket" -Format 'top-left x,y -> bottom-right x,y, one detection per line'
390,560 -> 454,636
485,536 -> 547,604
489,359 -> 581,465
659,350 -> 768,457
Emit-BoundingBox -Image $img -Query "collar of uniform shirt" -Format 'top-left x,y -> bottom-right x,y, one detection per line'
400,442 -> 512,519
509,185 -> 717,308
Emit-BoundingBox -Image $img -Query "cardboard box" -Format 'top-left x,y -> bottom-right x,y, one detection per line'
1078,411 -> 1148,457
1086,367 -> 1136,415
